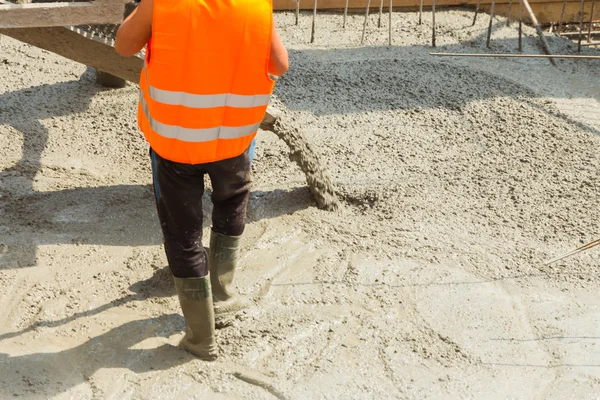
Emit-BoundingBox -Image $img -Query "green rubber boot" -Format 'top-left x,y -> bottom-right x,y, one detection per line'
209,231 -> 249,327
173,275 -> 218,360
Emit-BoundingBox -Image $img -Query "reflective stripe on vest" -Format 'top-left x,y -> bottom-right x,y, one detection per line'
139,91 -> 262,142
143,66 -> 272,110
138,0 -> 274,164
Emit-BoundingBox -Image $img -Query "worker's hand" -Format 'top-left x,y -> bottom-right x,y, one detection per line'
115,0 -> 153,57
268,26 -> 289,77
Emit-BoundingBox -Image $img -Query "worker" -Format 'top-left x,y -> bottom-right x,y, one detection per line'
115,0 -> 289,360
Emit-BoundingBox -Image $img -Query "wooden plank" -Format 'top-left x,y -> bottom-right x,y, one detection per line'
0,0 -> 123,28
0,26 -> 143,82
273,0 -> 600,23
486,1 -> 600,23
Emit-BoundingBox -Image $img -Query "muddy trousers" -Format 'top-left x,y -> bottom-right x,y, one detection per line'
150,148 -> 252,278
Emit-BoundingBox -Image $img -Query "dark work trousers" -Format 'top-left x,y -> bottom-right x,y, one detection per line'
150,147 -> 252,278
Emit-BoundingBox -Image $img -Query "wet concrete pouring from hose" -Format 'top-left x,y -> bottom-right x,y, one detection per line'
271,116 -> 339,211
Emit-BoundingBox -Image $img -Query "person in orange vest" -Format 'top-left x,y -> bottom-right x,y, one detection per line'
115,0 -> 289,360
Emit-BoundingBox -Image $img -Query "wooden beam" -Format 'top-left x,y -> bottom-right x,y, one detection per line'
0,0 -> 123,28
487,1 -> 600,24
0,26 -> 143,82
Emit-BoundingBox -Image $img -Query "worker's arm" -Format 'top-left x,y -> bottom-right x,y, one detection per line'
268,26 -> 289,77
115,0 -> 153,57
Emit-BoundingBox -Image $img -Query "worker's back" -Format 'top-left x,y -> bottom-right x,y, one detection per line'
139,0 -> 275,164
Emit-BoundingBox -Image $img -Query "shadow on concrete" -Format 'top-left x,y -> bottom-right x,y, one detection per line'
0,265 -> 176,342
0,182 -> 312,269
0,313 -> 189,398
0,68 -> 101,192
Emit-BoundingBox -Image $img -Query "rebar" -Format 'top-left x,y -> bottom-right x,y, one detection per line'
295,0 -> 300,26
311,0 -> 317,43
544,238 -> 600,265
588,0 -> 597,42
486,0 -> 496,48
361,0 -> 372,44
388,0 -> 392,45
561,30 -> 600,35
378,0 -> 384,27
518,0 -> 523,51
432,0 -> 436,47
507,0 -> 513,26
419,0 -> 423,24
343,0 -> 349,28
472,0 -> 482,26
430,52 -> 600,59
577,0 -> 585,52
557,0 -> 567,33
522,0 -> 557,66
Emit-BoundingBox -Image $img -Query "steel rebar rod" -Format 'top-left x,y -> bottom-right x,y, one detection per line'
432,0 -> 436,47
472,0 -> 482,26
295,0 -> 300,25
518,0 -> 523,51
311,0 -> 317,43
588,0 -> 596,42
388,0 -> 392,45
522,0 -> 557,66
544,238 -> 600,265
361,0 -> 372,44
577,0 -> 585,51
561,30 -> 600,36
486,0 -> 496,48
557,0 -> 567,33
378,0 -> 384,27
343,0 -> 349,28
430,52 -> 600,59
507,0 -> 513,26
419,0 -> 423,24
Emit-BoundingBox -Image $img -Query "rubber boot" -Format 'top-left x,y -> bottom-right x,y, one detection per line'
173,275 -> 218,360
209,231 -> 249,327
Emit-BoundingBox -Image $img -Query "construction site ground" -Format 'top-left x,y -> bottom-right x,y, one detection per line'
1,9 -> 599,400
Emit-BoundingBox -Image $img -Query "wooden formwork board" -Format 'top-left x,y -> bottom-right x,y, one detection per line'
273,0 -> 600,23
481,1 -> 599,24
0,0 -> 124,28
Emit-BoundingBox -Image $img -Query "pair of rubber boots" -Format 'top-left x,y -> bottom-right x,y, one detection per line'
173,231 -> 246,360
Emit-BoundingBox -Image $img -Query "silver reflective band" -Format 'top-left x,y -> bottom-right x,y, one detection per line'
139,92 -> 260,142
142,67 -> 271,109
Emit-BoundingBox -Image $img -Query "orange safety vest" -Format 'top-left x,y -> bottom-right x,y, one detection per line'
138,0 -> 275,164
